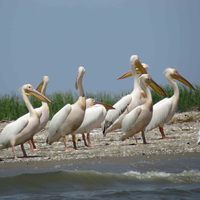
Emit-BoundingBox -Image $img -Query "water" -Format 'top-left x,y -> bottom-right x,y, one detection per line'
0,154 -> 200,199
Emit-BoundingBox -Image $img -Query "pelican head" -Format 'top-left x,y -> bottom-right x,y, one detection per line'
117,62 -> 149,80
139,74 -> 167,97
78,66 -> 86,75
86,98 -> 95,107
130,55 -> 139,65
36,75 -> 49,93
43,75 -> 49,83
164,68 -> 194,89
130,55 -> 148,74
22,84 -> 51,103
75,66 -> 85,90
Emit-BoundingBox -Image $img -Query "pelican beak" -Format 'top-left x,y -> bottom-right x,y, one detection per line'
147,78 -> 167,97
36,81 -> 44,93
117,71 -> 133,80
26,88 -> 51,103
134,59 -> 148,74
94,101 -> 115,111
117,62 -> 148,80
172,72 -> 195,89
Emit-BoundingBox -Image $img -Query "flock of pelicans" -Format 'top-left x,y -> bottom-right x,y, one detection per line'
0,55 -> 195,159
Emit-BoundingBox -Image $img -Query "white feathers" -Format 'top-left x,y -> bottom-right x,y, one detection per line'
48,104 -> 72,143
122,106 -> 142,134
102,94 -> 132,134
0,116 -> 28,149
76,104 -> 106,134
145,98 -> 173,132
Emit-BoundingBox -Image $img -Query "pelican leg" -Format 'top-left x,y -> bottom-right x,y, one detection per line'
133,135 -> 138,144
158,126 -> 176,140
28,140 -> 34,152
82,133 -> 88,147
141,131 -> 147,144
11,146 -> 17,159
63,136 -> 68,151
72,134 -> 77,150
31,137 -> 37,150
159,126 -> 166,139
20,144 -> 28,157
86,133 -> 92,147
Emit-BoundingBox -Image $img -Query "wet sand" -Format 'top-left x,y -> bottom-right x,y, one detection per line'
0,111 -> 199,174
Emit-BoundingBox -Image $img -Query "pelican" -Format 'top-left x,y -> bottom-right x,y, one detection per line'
145,68 -> 194,138
120,74 -> 166,143
28,76 -> 50,150
102,55 -> 165,136
0,84 -> 51,158
74,98 -> 114,149
46,66 -> 86,150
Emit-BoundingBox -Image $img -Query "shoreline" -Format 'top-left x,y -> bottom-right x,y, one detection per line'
0,111 -> 199,175
0,152 -> 200,177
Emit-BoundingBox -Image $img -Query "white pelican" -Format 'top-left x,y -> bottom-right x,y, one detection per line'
145,68 -> 194,138
0,84 -> 51,158
121,74 -> 166,143
102,55 -> 165,136
46,66 -> 86,150
28,76 -> 50,150
74,98 -> 114,149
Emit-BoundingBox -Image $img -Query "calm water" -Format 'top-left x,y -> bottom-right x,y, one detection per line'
0,154 -> 200,200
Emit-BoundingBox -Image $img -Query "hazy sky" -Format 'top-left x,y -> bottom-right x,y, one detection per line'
0,0 -> 199,95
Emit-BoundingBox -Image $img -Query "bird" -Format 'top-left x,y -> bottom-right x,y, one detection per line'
28,76 -> 50,150
46,66 -> 86,150
102,55 -> 165,136
120,73 -> 167,143
145,68 -> 194,139
0,84 -> 51,158
73,98 -> 114,149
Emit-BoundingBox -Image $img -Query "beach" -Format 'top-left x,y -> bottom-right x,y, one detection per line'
0,111 -> 199,167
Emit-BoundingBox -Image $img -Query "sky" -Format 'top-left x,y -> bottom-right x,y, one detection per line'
0,0 -> 200,95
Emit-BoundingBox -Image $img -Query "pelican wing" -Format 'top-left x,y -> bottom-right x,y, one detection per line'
77,105 -> 106,133
0,116 -> 29,148
145,98 -> 172,132
113,94 -> 132,111
103,94 -> 132,133
122,106 -> 142,133
48,104 -> 72,136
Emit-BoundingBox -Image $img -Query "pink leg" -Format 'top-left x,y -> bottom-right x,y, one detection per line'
86,133 -> 92,147
159,126 -> 166,139
31,137 -> 37,150
28,140 -> 34,152
12,146 -> 17,159
158,126 -> 176,139
63,136 -> 68,151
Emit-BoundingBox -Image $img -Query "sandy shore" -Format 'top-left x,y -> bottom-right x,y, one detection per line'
0,111 -> 199,168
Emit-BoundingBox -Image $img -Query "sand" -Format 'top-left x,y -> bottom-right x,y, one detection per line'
0,111 -> 199,170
